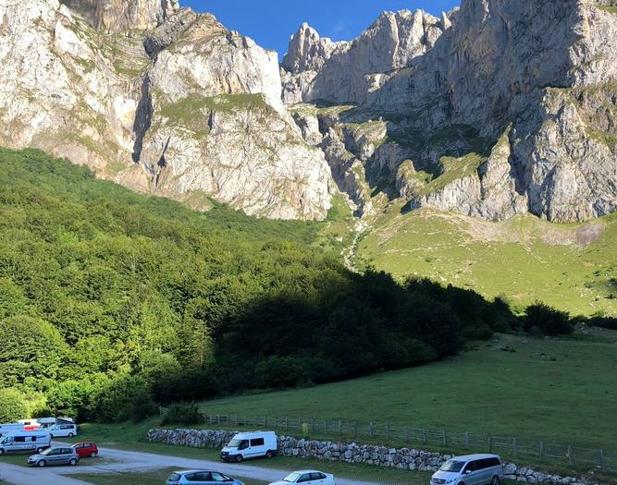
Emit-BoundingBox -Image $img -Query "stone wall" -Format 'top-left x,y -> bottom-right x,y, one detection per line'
147,428 -> 590,485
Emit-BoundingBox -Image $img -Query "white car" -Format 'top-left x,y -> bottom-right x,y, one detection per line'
269,470 -> 336,485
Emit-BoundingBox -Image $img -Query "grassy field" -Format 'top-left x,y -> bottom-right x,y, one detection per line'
356,205 -> 617,316
198,331 -> 617,452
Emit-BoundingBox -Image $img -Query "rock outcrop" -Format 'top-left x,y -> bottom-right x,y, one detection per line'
60,0 -> 179,33
0,0 -> 333,220
282,11 -> 447,106
285,0 -> 617,223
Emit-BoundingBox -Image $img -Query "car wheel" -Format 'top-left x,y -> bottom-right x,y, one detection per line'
90,452 -> 97,458
69,458 -> 77,466
0,448 -> 4,456
265,450 -> 274,459
491,477 -> 501,485
235,455 -> 243,463
50,434 -> 54,438
68,433 -> 75,437
38,460 -> 46,467
36,447 -> 44,453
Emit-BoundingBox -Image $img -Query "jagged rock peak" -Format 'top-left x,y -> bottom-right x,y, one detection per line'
282,23 -> 339,74
60,0 -> 179,33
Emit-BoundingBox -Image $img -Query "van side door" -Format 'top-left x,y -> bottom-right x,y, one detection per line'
462,460 -> 480,485
249,437 -> 265,458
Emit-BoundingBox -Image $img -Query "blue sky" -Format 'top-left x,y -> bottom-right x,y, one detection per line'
183,1 -> 460,57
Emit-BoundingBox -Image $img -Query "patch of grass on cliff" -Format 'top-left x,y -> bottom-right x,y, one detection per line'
598,5 -> 617,14
586,128 -> 617,148
357,204 -> 617,316
159,94 -> 270,130
420,153 -> 485,195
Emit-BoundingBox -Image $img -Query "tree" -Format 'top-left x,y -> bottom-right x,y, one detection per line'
0,315 -> 67,386
0,388 -> 28,422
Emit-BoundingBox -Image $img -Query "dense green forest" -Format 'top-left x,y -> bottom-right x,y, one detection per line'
0,148 -> 580,423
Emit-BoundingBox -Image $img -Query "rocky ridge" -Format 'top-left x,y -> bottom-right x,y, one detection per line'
0,0 -> 333,220
283,0 -> 617,223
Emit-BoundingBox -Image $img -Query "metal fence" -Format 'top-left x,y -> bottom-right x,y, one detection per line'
197,414 -> 616,473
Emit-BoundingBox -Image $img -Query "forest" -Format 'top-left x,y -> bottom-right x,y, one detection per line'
0,148 -> 577,423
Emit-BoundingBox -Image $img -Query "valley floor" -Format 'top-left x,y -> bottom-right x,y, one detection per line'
198,331 -> 617,453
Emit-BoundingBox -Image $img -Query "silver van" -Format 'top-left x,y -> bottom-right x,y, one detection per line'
0,432 -> 51,455
431,454 -> 504,485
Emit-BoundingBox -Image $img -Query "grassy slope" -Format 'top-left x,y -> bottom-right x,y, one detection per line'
357,204 -> 617,316
198,332 -> 617,452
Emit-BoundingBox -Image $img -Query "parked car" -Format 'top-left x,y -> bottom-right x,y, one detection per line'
268,470 -> 336,485
48,423 -> 77,438
27,447 -> 79,467
166,470 -> 245,485
71,442 -> 98,458
0,431 -> 51,455
431,454 -> 503,485
220,431 -> 277,462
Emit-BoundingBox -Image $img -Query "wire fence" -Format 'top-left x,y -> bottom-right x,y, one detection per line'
189,413 -> 616,473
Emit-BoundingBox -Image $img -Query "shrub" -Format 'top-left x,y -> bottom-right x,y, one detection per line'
587,314 -> 617,330
524,303 -> 573,336
161,403 -> 204,426
0,388 -> 28,422
129,387 -> 159,423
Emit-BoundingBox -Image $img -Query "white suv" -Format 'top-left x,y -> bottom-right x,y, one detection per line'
431,454 -> 503,485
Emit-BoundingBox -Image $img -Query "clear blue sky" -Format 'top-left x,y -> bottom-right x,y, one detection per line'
182,0 -> 460,57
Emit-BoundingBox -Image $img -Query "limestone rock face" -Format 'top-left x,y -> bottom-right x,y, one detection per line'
282,10 -> 447,105
60,0 -> 179,33
0,0 -> 333,220
284,0 -> 617,223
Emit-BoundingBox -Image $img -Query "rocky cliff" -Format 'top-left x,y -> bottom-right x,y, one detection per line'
0,0 -> 333,220
283,0 -> 617,223
2,0 -> 616,224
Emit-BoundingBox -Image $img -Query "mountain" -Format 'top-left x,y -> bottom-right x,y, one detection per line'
0,0 -> 332,220
282,0 -> 617,223
1,0 -> 616,225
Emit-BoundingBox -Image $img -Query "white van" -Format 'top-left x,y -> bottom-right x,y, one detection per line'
0,431 -> 51,455
220,431 -> 277,462
48,423 -> 77,438
0,423 -> 25,437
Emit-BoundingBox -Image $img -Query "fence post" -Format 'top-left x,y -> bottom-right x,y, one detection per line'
599,449 -> 605,470
385,424 -> 390,440
567,445 -> 575,466
488,436 -> 493,453
539,441 -> 545,460
422,428 -> 427,444
512,438 -> 518,458
442,430 -> 447,447
369,422 -> 374,438
405,426 -> 410,443
464,432 -> 470,449
353,421 -> 358,438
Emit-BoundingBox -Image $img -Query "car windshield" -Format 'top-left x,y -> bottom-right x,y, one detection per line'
283,472 -> 302,482
167,473 -> 181,481
228,439 -> 243,447
40,448 -> 54,455
440,460 -> 465,472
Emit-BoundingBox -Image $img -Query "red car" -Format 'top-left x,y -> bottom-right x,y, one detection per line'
71,442 -> 98,458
